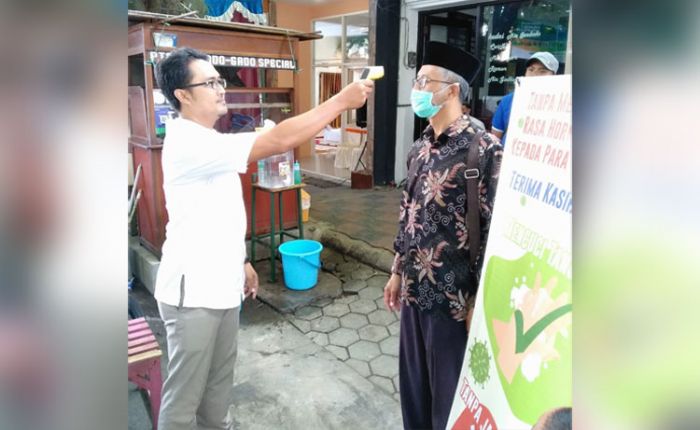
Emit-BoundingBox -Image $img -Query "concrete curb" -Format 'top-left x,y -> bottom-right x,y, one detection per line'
129,236 -> 160,294
304,219 -> 394,274
128,219 -> 395,294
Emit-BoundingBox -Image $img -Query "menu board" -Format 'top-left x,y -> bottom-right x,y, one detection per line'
486,30 -> 518,91
484,2 -> 569,97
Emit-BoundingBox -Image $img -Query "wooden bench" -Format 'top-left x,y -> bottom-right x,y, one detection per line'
128,317 -> 162,429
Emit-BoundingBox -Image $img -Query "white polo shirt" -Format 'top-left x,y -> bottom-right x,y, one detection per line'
154,117 -> 256,309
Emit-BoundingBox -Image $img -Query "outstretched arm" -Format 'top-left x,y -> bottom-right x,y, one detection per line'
248,80 -> 374,163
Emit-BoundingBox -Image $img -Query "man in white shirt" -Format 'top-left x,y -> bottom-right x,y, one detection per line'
154,47 -> 373,430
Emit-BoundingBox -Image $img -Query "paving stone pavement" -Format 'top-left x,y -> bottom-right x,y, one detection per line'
128,290 -> 403,429
288,247 -> 401,397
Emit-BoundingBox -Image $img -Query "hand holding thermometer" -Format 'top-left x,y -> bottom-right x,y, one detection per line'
360,66 -> 384,80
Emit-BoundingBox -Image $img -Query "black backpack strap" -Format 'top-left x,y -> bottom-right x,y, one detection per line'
465,131 -> 483,271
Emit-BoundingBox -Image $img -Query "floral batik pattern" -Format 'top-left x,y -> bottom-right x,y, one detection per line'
392,116 -> 503,321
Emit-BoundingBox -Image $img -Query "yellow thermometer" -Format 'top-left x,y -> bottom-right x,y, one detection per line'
360,66 -> 384,80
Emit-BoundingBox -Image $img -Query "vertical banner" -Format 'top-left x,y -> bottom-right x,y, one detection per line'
447,75 -> 572,429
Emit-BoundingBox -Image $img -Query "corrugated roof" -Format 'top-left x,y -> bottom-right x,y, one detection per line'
128,9 -> 322,41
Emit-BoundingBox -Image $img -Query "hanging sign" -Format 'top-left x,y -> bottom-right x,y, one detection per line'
153,32 -> 178,48
447,74 -> 572,430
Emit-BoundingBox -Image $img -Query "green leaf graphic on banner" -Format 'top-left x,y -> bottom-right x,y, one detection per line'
483,252 -> 572,424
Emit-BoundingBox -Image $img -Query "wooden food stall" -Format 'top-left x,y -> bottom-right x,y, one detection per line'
128,10 -> 320,255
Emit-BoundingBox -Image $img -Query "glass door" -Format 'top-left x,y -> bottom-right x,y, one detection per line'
307,12 -> 369,181
415,9 -> 478,139
475,0 -> 571,129
415,0 -> 570,136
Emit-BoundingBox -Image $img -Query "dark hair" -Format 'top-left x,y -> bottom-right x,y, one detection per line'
536,407 -> 572,430
155,47 -> 209,111
462,102 -> 472,110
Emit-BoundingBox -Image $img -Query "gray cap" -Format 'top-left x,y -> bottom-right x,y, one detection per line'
526,52 -> 559,73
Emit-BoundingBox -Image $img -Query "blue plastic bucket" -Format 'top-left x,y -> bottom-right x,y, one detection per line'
278,240 -> 323,290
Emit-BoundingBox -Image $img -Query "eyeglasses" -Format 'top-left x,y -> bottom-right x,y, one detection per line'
412,75 -> 454,90
182,77 -> 227,90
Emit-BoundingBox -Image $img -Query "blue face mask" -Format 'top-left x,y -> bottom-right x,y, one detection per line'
411,89 -> 443,118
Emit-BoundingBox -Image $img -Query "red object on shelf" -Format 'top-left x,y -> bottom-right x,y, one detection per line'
129,85 -> 167,254
243,163 -> 300,237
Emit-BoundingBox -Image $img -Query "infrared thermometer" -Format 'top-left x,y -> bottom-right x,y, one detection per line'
360,66 -> 384,80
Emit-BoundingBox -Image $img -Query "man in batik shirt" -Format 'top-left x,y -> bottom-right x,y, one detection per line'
383,41 -> 503,430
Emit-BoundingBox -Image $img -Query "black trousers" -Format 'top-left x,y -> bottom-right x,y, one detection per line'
399,304 -> 468,430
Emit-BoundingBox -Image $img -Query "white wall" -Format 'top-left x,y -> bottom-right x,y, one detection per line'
315,36 -> 342,62
393,4 -> 420,183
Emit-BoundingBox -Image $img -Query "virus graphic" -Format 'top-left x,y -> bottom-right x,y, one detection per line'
469,339 -> 491,388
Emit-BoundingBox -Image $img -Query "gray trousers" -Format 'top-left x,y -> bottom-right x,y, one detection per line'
157,303 -> 240,430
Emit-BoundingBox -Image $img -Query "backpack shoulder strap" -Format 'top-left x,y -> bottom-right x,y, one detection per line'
465,131 -> 483,270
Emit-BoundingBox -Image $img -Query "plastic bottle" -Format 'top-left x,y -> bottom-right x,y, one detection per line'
278,161 -> 291,187
293,161 -> 302,184
301,189 -> 310,222
257,160 -> 266,186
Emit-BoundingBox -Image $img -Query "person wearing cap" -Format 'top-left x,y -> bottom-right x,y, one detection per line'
491,51 -> 559,145
383,41 -> 503,430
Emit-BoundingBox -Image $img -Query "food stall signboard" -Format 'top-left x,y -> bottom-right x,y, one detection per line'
148,50 -> 297,69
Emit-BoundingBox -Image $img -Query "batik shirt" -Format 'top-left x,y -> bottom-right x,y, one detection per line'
392,116 -> 503,321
